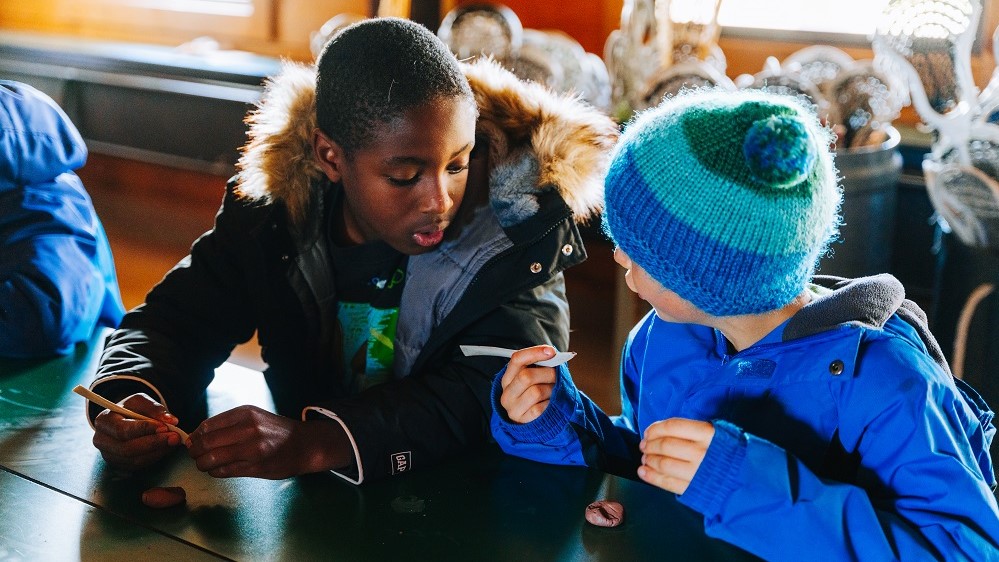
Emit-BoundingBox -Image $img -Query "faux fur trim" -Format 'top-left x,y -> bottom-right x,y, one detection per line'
235,58 -> 618,228
235,61 -> 322,228
463,57 -> 616,223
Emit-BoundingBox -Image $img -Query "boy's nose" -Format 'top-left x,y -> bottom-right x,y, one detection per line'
613,247 -> 631,268
421,178 -> 454,214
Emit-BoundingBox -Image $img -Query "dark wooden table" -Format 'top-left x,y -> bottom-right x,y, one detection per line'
0,332 -> 757,561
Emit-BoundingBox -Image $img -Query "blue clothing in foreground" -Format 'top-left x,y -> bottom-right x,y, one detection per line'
0,80 -> 124,357
492,275 -> 999,561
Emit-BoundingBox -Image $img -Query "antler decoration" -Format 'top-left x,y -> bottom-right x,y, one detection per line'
873,0 -> 999,249
604,0 -> 725,117
873,0 -> 999,162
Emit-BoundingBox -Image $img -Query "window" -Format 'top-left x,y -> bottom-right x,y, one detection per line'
129,0 -> 255,17
717,0 -> 892,40
69,0 -> 274,42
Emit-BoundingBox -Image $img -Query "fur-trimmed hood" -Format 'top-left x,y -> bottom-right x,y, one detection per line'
235,58 -> 618,228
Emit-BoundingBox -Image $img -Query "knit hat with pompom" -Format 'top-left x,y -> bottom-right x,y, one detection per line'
603,89 -> 841,316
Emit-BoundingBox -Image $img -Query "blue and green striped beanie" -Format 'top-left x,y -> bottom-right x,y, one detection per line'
603,89 -> 841,316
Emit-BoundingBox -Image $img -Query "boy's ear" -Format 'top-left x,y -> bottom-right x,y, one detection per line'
312,129 -> 344,183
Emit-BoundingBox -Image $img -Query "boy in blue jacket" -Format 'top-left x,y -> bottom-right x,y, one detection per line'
492,89 -> 999,560
0,80 -> 124,358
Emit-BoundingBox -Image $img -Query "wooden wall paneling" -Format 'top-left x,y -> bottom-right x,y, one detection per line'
454,0 -> 620,55
0,0 -> 274,46
0,2 -> 60,27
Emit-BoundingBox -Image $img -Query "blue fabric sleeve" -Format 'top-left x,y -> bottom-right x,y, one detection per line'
0,81 -> 124,358
490,363 -> 586,466
490,362 -> 642,474
678,405 -> 999,561
0,176 -> 124,357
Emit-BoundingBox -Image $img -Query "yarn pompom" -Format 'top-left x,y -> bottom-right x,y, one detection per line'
743,115 -> 816,188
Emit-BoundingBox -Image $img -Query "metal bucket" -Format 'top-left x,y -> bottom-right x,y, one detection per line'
817,126 -> 903,278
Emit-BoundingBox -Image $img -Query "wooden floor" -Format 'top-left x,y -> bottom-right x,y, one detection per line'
82,155 -> 626,414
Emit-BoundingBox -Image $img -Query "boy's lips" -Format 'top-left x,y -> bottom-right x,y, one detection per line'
412,227 -> 445,247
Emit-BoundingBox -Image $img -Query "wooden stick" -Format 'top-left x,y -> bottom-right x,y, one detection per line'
72,385 -> 189,441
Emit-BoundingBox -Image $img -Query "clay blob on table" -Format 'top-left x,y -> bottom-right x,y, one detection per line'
142,486 -> 187,508
585,499 -> 624,527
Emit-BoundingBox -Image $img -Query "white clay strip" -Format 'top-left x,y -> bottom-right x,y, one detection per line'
459,345 -> 576,367
72,385 -> 189,441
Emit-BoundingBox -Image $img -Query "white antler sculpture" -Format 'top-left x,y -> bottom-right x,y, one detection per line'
874,0 -> 999,378
874,0 -> 999,249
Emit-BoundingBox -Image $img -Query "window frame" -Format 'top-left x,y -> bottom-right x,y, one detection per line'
721,27 -> 874,48
128,0 -> 256,18
718,0 -> 991,53
65,0 -> 275,42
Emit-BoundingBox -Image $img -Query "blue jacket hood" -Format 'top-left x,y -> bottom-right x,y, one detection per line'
0,80 -> 87,188
0,80 -> 123,358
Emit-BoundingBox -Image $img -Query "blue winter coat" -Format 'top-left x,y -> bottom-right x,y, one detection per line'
492,275 -> 999,561
0,80 -> 124,358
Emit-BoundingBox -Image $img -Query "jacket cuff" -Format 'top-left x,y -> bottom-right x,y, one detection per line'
678,419 -> 747,516
87,375 -> 165,428
490,363 -> 576,443
302,406 -> 363,485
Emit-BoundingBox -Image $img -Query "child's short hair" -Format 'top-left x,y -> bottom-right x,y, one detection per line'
315,17 -> 475,153
603,89 -> 841,316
